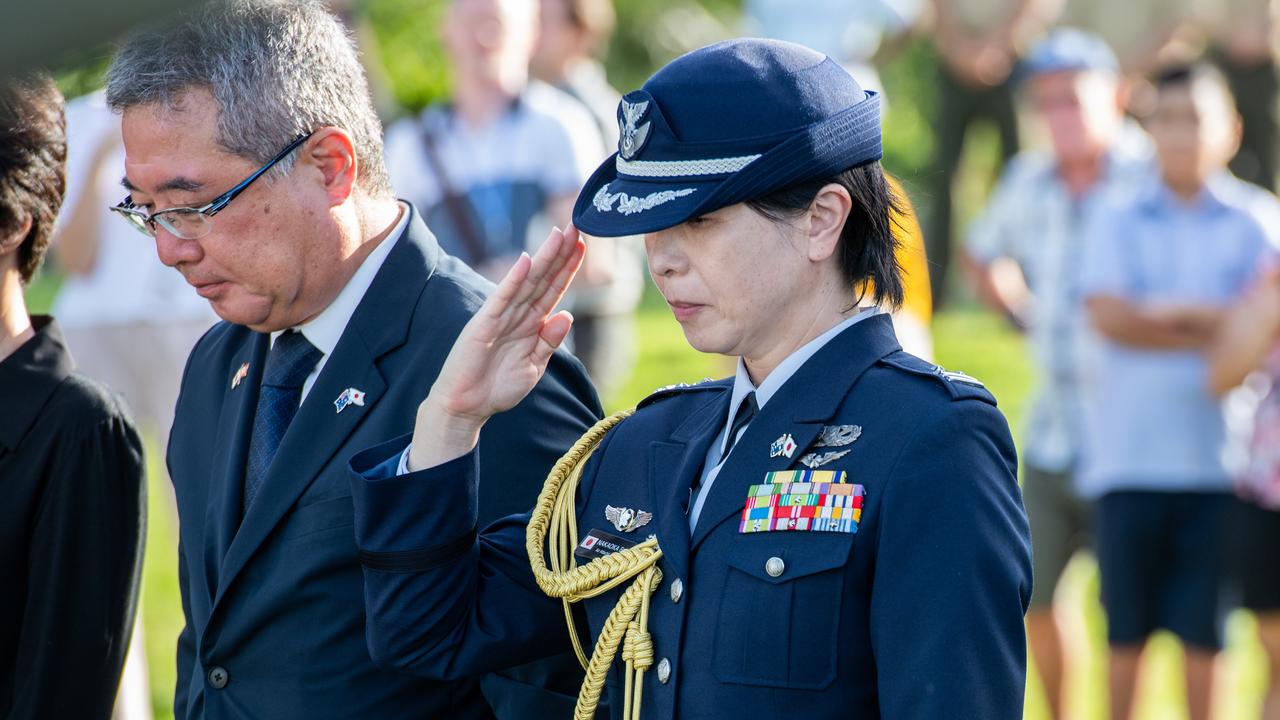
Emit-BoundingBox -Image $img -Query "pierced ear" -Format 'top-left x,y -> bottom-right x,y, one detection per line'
0,212 -> 32,256
303,128 -> 359,205
806,183 -> 852,263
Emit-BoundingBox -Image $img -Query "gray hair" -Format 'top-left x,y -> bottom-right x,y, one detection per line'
106,0 -> 392,196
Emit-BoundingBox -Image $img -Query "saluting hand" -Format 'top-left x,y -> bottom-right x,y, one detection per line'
407,226 -> 586,471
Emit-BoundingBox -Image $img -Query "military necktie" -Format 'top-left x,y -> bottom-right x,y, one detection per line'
721,390 -> 758,460
243,330 -> 322,514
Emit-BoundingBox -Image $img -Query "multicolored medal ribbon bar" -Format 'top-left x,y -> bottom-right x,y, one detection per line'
739,469 -> 864,534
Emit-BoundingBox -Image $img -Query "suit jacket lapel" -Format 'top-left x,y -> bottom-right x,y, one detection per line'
689,314 -> 901,550
213,207 -> 441,607
647,384 -> 731,583
201,333 -> 268,604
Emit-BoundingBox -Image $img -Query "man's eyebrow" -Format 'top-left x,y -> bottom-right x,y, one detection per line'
119,176 -> 206,194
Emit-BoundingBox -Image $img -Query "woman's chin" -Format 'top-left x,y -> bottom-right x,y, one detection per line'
680,327 -> 734,357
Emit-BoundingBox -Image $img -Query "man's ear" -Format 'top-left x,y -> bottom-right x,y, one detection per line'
805,183 -> 852,263
301,127 -> 359,206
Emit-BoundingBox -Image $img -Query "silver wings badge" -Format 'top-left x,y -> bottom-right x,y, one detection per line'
605,505 -> 653,533
618,100 -> 652,160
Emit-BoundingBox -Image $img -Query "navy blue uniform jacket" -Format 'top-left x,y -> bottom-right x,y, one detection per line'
349,313 -> 1034,719
166,205 -> 601,719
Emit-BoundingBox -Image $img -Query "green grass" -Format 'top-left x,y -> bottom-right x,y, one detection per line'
28,275 -> 1270,719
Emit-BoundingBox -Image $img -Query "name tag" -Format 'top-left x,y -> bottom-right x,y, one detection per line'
575,528 -> 639,560
739,470 -> 865,534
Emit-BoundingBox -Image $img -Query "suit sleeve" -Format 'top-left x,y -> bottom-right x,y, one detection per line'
349,352 -> 603,679
869,399 -> 1033,719
9,413 -> 146,720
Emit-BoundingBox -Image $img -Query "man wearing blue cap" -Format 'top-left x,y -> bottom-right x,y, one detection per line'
962,27 -> 1150,719
350,37 -> 1032,719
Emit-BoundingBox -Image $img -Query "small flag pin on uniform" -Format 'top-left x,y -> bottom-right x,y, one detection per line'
334,387 -> 366,414
231,362 -> 249,389
769,433 -> 797,459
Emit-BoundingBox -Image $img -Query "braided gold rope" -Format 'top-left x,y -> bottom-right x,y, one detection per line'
526,409 -> 665,720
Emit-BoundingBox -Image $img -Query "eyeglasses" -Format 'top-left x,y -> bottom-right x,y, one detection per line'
110,132 -> 312,240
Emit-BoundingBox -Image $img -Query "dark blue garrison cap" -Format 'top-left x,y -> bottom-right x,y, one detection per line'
572,37 -> 883,237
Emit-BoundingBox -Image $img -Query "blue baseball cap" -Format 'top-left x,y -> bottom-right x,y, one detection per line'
572,38 -> 883,237
1019,28 -> 1119,81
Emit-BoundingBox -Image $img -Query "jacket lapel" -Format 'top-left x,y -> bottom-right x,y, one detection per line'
689,313 -> 901,550
212,208 -> 441,607
201,332 -> 268,604
646,384 -> 731,583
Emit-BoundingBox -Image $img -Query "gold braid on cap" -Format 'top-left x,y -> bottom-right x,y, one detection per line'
526,408 -> 663,720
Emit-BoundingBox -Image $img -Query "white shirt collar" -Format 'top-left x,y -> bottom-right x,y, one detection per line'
272,202 -> 409,356
724,307 -> 881,437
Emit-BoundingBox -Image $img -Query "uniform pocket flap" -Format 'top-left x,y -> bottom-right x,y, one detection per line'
725,535 -> 852,585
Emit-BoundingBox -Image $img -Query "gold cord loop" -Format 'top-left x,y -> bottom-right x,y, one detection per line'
526,409 -> 665,720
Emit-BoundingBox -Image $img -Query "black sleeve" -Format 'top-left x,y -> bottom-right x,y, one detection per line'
9,412 -> 146,720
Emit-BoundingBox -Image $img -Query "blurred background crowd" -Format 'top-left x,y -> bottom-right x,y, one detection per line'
12,0 -> 1280,718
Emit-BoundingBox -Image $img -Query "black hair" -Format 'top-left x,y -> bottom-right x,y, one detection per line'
0,72 -> 65,285
1152,63 -> 1237,113
745,161 -> 905,309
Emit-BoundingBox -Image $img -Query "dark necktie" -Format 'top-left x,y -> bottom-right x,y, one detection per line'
686,391 -> 760,517
722,391 -> 759,461
243,330 -> 322,514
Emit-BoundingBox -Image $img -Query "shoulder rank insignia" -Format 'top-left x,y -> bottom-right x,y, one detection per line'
937,367 -> 985,388
637,378 -> 725,409
605,505 -> 653,533
230,362 -> 249,389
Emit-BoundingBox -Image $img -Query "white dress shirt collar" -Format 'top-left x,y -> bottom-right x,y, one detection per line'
272,202 -> 409,401
723,307 -> 881,435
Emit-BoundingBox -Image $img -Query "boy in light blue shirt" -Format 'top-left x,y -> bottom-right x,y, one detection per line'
1080,63 -> 1280,720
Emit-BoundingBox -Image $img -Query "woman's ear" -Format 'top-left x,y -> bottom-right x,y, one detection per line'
806,183 -> 852,263
0,212 -> 31,257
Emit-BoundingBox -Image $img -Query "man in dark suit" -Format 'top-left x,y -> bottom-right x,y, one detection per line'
104,1 -> 600,717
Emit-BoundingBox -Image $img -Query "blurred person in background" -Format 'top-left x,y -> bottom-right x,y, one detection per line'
530,0 -> 643,400
925,0 -> 1049,305
1055,0 -> 1197,79
1209,259 -> 1280,720
964,28 -> 1151,719
1079,63 -> 1280,720
742,0 -> 924,94
743,0 -> 936,359
0,72 -> 146,720
1203,0 -> 1278,190
384,0 -> 603,284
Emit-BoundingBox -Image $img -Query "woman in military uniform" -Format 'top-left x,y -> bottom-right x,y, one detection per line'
350,38 -> 1032,719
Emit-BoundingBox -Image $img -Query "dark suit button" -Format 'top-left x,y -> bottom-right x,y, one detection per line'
208,666 -> 229,689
